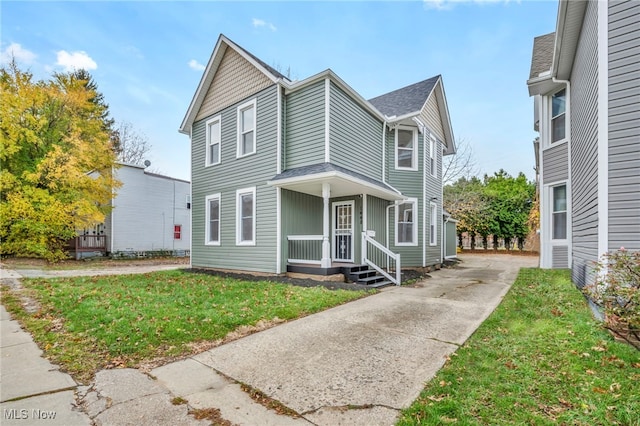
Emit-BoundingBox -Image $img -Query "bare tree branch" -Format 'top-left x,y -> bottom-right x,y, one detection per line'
112,121 -> 152,165
442,138 -> 479,185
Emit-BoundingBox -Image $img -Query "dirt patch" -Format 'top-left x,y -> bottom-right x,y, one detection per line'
2,256 -> 190,270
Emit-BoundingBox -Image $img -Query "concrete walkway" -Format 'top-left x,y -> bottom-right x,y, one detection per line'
1,254 -> 537,425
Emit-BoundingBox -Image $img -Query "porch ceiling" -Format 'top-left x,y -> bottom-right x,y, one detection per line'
268,163 -> 406,201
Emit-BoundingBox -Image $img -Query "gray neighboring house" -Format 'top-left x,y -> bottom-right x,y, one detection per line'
527,0 -> 639,286
180,34 -> 456,285
72,163 -> 191,258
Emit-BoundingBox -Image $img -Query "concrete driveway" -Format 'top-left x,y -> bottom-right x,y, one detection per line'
187,253 -> 538,425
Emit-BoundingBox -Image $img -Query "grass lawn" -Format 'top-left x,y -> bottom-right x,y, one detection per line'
1,270 -> 367,383
397,268 -> 640,425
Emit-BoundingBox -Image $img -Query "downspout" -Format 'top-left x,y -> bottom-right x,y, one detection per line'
423,128 -> 427,268
276,82 -> 282,274
381,120 -> 387,184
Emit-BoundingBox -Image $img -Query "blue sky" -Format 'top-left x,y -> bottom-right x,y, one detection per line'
2,0 -> 558,182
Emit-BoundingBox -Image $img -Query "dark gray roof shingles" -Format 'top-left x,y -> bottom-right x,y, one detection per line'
271,163 -> 400,194
368,75 -> 440,117
529,32 -> 555,80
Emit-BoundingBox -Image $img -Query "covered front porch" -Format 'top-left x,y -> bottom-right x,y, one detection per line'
269,163 -> 406,285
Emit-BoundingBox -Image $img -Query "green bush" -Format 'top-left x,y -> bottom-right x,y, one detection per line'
584,248 -> 640,349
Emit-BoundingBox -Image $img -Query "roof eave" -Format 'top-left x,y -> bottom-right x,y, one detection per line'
267,170 -> 406,201
552,0 -> 588,80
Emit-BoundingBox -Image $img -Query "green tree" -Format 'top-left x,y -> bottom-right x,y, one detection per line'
0,61 -> 120,261
483,170 -> 535,250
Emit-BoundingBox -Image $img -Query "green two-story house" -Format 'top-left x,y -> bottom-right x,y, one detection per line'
179,35 -> 456,285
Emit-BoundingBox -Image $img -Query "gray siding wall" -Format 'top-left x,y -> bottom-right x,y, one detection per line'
109,165 -> 191,253
542,143 -> 569,183
329,82 -> 384,181
608,0 -> 640,250
191,85 -> 278,272
284,81 -> 325,169
570,0 -> 599,286
552,245 -> 569,269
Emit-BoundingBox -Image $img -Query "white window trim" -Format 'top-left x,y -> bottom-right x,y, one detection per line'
205,115 -> 221,167
395,126 -> 418,171
543,87 -> 569,149
429,135 -> 436,177
395,197 -> 418,246
205,193 -> 221,246
429,202 -> 438,246
236,99 -> 257,158
541,181 -> 571,268
236,187 -> 256,246
549,183 -> 568,242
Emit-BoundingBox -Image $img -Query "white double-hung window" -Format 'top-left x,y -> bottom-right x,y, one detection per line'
429,135 -> 436,177
205,194 -> 220,245
551,89 -> 566,143
205,116 -> 221,166
237,99 -> 256,157
395,127 -> 417,170
396,198 -> 418,246
236,187 -> 256,245
552,184 -> 567,240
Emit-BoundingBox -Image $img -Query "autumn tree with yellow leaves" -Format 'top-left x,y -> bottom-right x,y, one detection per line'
0,62 -> 120,261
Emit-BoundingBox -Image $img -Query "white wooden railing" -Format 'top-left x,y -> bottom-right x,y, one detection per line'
362,233 -> 401,285
287,235 -> 323,264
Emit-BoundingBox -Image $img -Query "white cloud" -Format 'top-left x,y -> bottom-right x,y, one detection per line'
188,59 -> 205,71
252,18 -> 277,31
423,0 -> 515,10
1,43 -> 37,64
56,50 -> 97,72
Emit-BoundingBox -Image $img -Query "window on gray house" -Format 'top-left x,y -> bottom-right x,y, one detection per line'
552,185 -> 567,239
551,89 -> 566,143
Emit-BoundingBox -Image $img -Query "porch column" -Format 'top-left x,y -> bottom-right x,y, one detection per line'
321,183 -> 331,268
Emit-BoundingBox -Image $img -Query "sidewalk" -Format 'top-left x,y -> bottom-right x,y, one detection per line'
1,254 -> 537,425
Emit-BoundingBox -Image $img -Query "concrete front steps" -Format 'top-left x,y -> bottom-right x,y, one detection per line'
342,264 -> 394,288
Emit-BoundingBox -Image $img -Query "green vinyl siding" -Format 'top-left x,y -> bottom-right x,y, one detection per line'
366,195 -> 391,267
329,81 -> 384,181
285,80 -> 325,169
385,125 -> 443,267
191,85 -> 279,273
280,189 -> 323,268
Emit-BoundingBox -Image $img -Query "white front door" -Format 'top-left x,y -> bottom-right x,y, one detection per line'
333,201 -> 354,262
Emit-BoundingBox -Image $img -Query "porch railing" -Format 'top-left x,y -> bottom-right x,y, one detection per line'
362,233 -> 401,285
287,235 -> 323,264
67,235 -> 107,252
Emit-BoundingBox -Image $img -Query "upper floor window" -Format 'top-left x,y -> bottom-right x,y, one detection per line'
551,89 -> 566,143
552,185 -> 567,240
236,187 -> 256,245
396,198 -> 418,246
429,135 -> 436,177
395,127 -> 417,170
206,116 -> 221,166
237,99 -> 256,158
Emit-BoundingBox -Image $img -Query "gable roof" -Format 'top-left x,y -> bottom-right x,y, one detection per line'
368,75 -> 440,118
179,34 -> 288,134
529,32 -> 555,79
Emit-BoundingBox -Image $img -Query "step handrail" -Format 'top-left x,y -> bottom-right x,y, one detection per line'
362,233 -> 401,285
